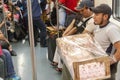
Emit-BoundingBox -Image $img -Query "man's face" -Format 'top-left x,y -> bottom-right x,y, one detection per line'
93,13 -> 105,25
79,7 -> 89,18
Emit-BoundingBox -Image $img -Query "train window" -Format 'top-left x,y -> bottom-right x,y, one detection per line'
113,0 -> 120,20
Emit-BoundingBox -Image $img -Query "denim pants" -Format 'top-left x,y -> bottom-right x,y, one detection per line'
33,18 -> 47,46
59,8 -> 66,27
2,49 -> 15,78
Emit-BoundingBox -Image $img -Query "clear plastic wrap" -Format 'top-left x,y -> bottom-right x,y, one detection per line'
57,34 -> 108,61
56,33 -> 110,80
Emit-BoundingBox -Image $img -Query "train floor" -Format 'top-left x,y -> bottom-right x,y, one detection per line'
11,40 -> 61,80
11,40 -> 120,80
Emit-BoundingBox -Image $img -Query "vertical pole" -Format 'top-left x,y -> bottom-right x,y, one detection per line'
55,0 -> 59,37
26,0 -> 37,80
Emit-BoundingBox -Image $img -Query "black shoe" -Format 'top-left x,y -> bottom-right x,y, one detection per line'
35,42 -> 37,47
10,38 -> 17,42
10,50 -> 17,56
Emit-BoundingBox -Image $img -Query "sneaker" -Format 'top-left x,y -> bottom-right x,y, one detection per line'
55,67 -> 62,72
34,42 -> 37,47
51,62 -> 58,66
9,75 -> 21,80
10,50 -> 17,56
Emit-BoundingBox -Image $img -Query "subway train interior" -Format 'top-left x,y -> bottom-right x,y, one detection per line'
0,0 -> 120,80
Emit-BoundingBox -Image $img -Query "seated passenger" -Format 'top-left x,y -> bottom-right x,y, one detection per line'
0,48 -> 21,80
63,0 -> 95,36
91,4 -> 120,80
0,21 -> 17,56
51,0 -> 95,72
5,11 -> 17,42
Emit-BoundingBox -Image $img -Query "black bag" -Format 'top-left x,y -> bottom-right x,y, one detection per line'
47,28 -> 65,62
76,17 -> 92,33
14,22 -> 26,40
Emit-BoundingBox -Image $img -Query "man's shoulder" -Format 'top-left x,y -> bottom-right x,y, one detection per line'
108,22 -> 118,27
87,17 -> 94,23
107,22 -> 119,30
105,22 -> 120,35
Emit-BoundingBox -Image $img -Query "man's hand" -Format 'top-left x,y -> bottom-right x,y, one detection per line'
109,55 -> 117,65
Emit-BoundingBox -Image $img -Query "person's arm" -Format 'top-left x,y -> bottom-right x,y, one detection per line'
82,29 -> 90,34
64,27 -> 77,36
0,30 -> 9,43
0,21 -> 5,28
0,31 -> 6,40
112,41 -> 120,64
62,19 -> 76,36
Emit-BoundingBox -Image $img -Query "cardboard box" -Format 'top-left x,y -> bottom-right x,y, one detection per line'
73,56 -> 110,80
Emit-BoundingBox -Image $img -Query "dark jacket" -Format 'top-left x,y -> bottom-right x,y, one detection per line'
32,0 -> 42,20
23,0 -> 42,20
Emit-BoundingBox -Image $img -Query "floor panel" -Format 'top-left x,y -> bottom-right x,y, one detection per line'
11,41 -> 61,80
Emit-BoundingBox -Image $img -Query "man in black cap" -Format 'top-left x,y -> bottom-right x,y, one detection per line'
91,4 -> 120,80
63,0 -> 95,36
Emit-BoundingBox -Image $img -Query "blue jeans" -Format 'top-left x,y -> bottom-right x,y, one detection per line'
59,8 -> 66,27
33,18 -> 47,46
2,49 -> 15,78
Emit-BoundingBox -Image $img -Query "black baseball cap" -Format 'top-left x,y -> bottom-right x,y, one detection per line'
91,4 -> 112,16
75,0 -> 94,10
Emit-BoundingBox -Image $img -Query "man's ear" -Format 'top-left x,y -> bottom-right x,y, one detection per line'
104,14 -> 109,20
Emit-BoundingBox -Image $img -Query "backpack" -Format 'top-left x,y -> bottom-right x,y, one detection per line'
14,22 -> 26,40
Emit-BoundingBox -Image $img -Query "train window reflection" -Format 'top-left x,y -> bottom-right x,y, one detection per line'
113,0 -> 120,20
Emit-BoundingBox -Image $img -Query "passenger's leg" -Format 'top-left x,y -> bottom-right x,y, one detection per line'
65,14 -> 76,27
2,49 -> 15,77
55,47 -> 63,72
33,19 -> 47,47
59,8 -> 66,28
58,58 -> 63,69
116,61 -> 120,80
56,58 -> 63,72
33,26 -> 39,46
1,41 -> 17,56
53,47 -> 60,64
2,49 -> 20,80
0,54 -> 7,78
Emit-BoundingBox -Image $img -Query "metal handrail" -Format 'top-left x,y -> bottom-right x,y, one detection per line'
26,0 -> 37,80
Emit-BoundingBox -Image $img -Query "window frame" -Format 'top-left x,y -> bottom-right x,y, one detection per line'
112,0 -> 120,21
